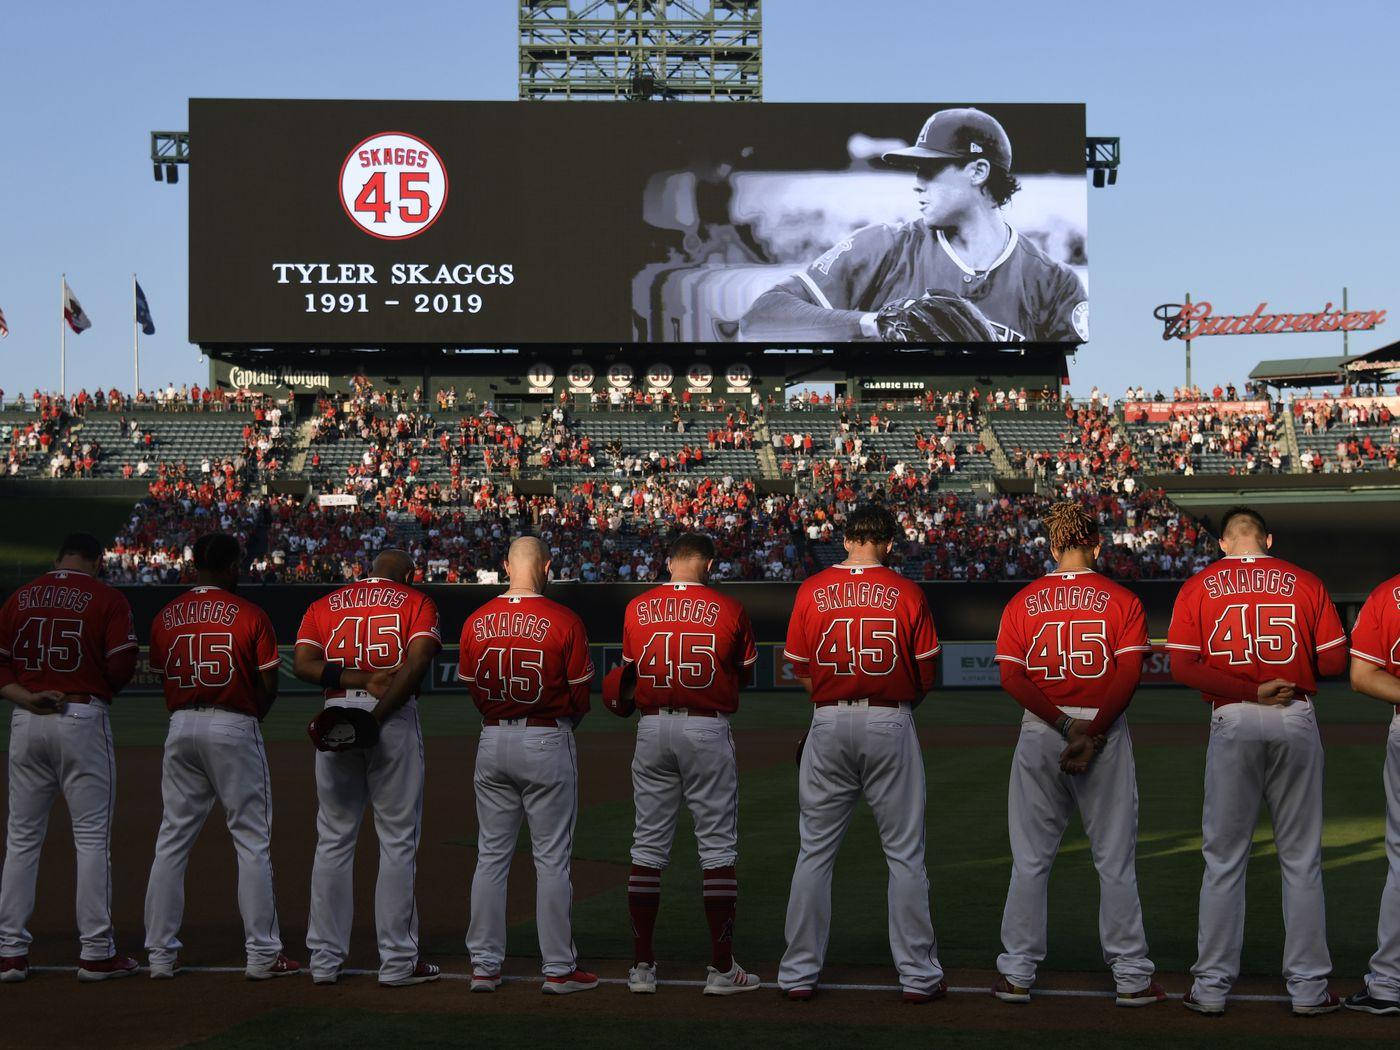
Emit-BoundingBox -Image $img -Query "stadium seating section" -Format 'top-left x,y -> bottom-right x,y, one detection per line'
5,385 -> 1396,583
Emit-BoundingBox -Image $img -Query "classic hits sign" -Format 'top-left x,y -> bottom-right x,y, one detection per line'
188,98 -> 1087,348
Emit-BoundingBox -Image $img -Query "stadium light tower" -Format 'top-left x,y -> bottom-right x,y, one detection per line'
519,1 -> 762,101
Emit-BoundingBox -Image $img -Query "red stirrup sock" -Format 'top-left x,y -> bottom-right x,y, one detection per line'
702,865 -> 738,972
628,865 -> 662,964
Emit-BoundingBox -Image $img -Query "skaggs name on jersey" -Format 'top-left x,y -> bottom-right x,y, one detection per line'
328,586 -> 409,611
473,610 -> 552,643
634,597 -> 720,627
813,580 -> 900,613
161,599 -> 239,629
1024,586 -> 1110,617
16,584 -> 93,612
1202,566 -> 1297,599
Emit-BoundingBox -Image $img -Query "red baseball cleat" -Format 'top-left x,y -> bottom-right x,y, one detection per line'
246,954 -> 303,980
902,979 -> 948,1004
784,986 -> 814,1001
542,969 -> 599,994
0,955 -> 28,983
77,954 -> 140,982
1117,981 -> 1168,1007
1292,990 -> 1343,1017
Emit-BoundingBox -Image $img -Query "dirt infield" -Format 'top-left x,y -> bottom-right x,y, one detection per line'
5,963 -> 1398,1047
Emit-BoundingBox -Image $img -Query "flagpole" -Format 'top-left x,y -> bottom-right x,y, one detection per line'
60,273 -> 66,398
133,273 -> 140,396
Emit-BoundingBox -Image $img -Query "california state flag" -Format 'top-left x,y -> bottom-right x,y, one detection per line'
63,279 -> 92,333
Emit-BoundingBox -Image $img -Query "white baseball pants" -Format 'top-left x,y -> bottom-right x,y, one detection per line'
1364,713 -> 1400,1000
467,722 -> 579,978
631,712 -> 738,870
307,700 -> 424,983
144,707 -> 282,969
779,702 -> 943,995
997,713 -> 1154,993
0,702 -> 117,961
1191,701 -> 1331,1008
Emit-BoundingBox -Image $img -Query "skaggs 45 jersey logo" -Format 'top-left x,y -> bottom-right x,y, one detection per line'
339,131 -> 448,240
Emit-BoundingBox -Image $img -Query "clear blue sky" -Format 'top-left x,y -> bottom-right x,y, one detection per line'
3,0 -> 1397,398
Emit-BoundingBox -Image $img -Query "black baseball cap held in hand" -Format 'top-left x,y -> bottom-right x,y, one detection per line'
882,107 -> 1012,172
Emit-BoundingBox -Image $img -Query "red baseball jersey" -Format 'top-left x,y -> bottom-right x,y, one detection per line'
1350,571 -> 1400,676
149,586 -> 281,718
0,569 -> 137,701
458,593 -> 593,721
1166,554 -> 1346,704
622,582 -> 758,714
783,563 -> 939,704
296,577 -> 441,702
995,569 -> 1150,708
782,221 -> 1087,342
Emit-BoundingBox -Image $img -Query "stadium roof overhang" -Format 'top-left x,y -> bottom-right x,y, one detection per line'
1249,341 -> 1400,388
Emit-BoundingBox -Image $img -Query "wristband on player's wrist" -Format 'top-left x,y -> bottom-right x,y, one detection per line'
320,663 -> 344,690
1056,714 -> 1075,738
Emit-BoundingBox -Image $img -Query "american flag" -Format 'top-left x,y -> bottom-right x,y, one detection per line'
0,305 -> 7,337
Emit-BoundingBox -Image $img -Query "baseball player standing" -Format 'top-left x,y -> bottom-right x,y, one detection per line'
777,504 -> 944,1002
992,502 -> 1164,1007
1342,572 -> 1400,1015
143,533 -> 299,980
1166,507 -> 1347,1016
740,107 -> 1087,344
460,536 -> 597,995
294,549 -> 442,987
610,532 -> 760,996
0,533 -> 140,982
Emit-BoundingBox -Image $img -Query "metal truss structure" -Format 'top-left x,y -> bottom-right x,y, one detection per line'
519,0 -> 762,101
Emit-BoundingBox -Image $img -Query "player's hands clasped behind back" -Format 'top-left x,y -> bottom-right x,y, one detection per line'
1057,720 -> 1110,776
11,688 -> 66,715
1256,679 -> 1297,706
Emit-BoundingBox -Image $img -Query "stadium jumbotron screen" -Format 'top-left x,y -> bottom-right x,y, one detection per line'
189,99 -> 1087,350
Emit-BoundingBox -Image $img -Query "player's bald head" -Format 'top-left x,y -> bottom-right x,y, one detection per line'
505,536 -> 551,591
372,548 -> 415,583
1217,506 -> 1272,556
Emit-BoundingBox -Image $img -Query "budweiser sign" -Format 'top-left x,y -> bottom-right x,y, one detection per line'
1154,300 -> 1386,340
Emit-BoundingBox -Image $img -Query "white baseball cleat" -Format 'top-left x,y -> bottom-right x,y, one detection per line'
148,959 -> 178,980
380,961 -> 441,987
703,961 -> 760,996
628,962 -> 657,994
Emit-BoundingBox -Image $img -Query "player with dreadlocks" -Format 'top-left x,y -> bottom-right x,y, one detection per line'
989,501 -> 1166,1007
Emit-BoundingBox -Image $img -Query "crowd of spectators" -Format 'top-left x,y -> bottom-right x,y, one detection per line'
1126,404 -> 1286,475
30,375 -> 1400,586
1295,397 -> 1400,472
1006,401 -> 1143,487
4,393 -> 83,477
101,460 -> 1213,585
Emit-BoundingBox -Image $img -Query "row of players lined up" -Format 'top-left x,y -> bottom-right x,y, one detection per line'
0,509 -> 1397,1017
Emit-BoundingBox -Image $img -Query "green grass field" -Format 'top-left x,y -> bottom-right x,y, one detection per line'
6,684 -> 1391,749
5,686 -> 1388,980
5,685 -> 1395,1047
190,1010 -> 1400,1050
